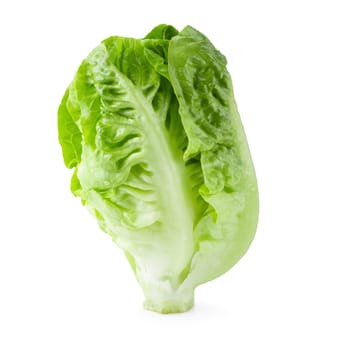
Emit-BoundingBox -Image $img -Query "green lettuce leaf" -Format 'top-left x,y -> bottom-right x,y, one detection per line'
58,24 -> 259,314
168,26 -> 259,288
58,90 -> 82,168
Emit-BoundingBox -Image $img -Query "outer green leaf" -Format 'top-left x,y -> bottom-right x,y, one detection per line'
58,90 -> 82,168
144,24 -> 179,40
65,36 -> 199,312
168,26 -> 259,288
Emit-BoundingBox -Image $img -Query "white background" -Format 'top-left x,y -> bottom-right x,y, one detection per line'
1,0 -> 349,349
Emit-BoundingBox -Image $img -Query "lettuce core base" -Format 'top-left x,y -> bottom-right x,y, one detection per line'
143,291 -> 194,313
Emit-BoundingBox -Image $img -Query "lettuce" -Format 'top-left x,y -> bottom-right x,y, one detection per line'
58,24 -> 259,313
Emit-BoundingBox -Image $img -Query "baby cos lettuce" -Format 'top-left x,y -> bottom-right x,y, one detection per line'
58,24 -> 259,313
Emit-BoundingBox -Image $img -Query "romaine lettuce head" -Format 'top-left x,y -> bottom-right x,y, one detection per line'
58,24 -> 259,313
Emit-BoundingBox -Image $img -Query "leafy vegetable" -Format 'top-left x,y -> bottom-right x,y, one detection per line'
58,24 -> 259,313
